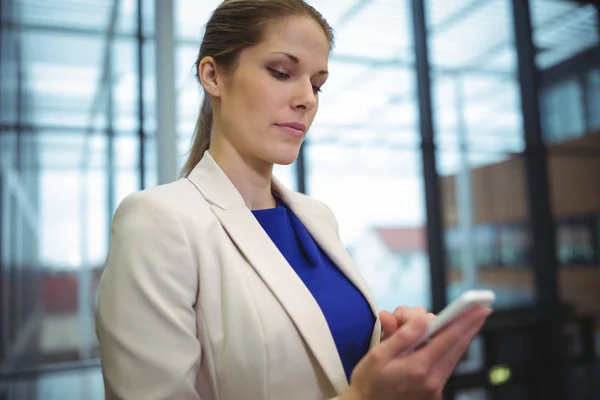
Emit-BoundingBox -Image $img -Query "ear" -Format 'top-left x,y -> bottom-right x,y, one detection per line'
198,56 -> 221,97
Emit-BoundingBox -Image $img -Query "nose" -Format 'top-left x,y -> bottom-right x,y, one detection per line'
292,79 -> 317,112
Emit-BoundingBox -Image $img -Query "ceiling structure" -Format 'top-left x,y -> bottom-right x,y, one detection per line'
0,0 -> 598,172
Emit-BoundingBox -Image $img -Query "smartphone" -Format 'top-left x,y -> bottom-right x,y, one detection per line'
404,289 -> 496,354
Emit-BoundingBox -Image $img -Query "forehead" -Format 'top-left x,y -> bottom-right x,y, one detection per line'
253,16 -> 330,65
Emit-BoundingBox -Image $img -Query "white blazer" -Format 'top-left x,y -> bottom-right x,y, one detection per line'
96,152 -> 382,400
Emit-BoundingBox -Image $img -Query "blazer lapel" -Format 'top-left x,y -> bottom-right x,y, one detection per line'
187,153 -> 348,394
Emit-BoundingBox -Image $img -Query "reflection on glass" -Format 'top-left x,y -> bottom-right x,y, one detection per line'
533,0 -> 600,362
541,79 -> 586,142
439,150 -> 535,308
531,0 -> 599,69
308,146 -> 428,311
302,0 -> 430,313
427,0 -> 535,310
586,69 -> 600,131
0,0 -> 151,373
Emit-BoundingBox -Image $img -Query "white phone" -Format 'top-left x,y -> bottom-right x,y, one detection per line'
404,289 -> 496,354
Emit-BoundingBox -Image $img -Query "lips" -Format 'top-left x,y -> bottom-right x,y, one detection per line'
274,122 -> 306,138
275,122 -> 306,132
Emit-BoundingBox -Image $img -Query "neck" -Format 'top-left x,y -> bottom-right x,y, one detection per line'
208,138 -> 276,211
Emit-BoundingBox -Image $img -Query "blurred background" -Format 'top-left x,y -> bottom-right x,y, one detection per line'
0,0 -> 599,399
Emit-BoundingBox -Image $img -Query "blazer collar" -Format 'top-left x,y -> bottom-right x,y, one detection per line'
187,151 -> 245,210
187,152 -> 381,392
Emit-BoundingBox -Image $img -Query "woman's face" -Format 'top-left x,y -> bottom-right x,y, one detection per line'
211,16 -> 330,167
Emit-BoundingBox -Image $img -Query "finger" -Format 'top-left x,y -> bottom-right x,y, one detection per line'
391,306 -> 411,325
378,315 -> 430,362
416,306 -> 490,363
414,306 -> 427,314
432,317 -> 486,383
392,306 -> 430,326
380,310 -> 399,341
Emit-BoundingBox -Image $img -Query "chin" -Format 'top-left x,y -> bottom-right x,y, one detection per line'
268,144 -> 301,166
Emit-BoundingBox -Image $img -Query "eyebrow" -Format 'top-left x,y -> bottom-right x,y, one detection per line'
272,52 -> 329,75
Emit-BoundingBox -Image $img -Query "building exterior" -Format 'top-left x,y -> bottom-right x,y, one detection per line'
353,226 -> 430,311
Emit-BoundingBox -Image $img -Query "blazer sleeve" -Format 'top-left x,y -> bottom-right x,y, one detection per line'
96,192 -> 202,400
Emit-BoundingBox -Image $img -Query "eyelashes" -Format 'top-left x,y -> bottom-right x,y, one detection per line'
267,67 -> 322,94
268,67 -> 289,80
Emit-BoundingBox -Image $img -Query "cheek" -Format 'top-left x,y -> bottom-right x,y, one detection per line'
308,102 -> 319,123
259,79 -> 287,104
246,80 -> 288,122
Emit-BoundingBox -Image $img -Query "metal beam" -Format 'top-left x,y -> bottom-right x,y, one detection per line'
107,50 -> 116,234
429,0 -> 492,34
329,53 -> 514,78
155,0 -> 177,184
411,0 -> 448,314
539,44 -> 600,87
136,0 -> 145,190
468,5 -> 586,70
296,142 -> 307,194
0,0 -> 4,138
15,12 -> 22,172
334,0 -> 373,27
597,3 -> 600,37
77,0 -> 120,363
511,1 -> 564,399
86,0 -> 120,132
0,123 -> 136,135
3,19 -> 516,79
1,20 -> 136,39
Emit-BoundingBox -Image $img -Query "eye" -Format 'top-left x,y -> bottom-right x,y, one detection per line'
268,67 -> 289,80
312,85 -> 322,94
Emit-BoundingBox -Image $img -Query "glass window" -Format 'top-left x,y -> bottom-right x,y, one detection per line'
304,0 -> 430,312
427,0 -> 534,308
556,219 -> 597,266
541,79 -> 586,142
585,69 -> 600,131
531,0 -> 599,69
534,2 -> 600,362
0,0 -> 152,371
534,1 -> 598,141
427,2 -> 540,386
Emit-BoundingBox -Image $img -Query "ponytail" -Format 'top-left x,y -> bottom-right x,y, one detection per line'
181,94 -> 212,178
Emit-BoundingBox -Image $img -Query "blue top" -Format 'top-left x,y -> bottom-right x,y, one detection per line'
252,198 -> 375,380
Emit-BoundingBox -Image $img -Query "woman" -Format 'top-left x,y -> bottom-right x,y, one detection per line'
95,1 -> 491,399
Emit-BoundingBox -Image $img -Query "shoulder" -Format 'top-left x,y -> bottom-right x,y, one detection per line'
112,178 -> 214,233
285,190 -> 330,212
117,178 -> 197,212
283,190 -> 339,230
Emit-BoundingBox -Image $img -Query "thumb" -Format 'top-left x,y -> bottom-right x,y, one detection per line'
379,310 -> 398,341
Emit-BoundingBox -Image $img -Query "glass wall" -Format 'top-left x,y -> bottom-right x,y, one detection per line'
532,0 -> 600,369
303,0 -> 430,312
425,2 -> 535,395
427,0 -> 533,310
0,0 -> 155,377
535,0 -> 599,142
1,0 -> 599,399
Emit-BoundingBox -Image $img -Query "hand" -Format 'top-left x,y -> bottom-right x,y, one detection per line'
380,306 -> 435,341
342,305 -> 491,400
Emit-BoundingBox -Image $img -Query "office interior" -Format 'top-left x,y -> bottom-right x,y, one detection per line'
0,0 -> 599,399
